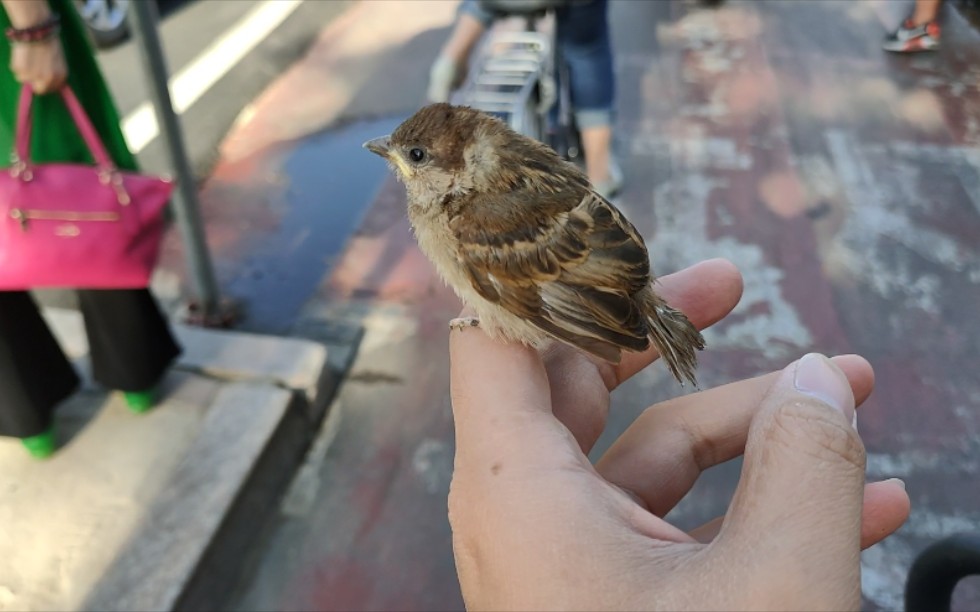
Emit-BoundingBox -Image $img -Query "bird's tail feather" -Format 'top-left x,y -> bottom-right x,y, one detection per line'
642,291 -> 705,387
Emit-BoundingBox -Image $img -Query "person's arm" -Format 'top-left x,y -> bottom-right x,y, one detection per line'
2,0 -> 67,94
427,1 -> 490,102
2,0 -> 53,28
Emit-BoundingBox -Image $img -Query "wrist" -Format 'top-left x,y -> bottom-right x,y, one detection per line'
5,12 -> 60,44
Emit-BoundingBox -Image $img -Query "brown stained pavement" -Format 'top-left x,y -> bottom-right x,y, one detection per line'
154,1 -> 980,610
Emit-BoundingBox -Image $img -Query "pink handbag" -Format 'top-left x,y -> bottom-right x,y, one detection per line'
0,85 -> 174,290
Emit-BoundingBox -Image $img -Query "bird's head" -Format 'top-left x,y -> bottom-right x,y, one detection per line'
363,103 -> 568,211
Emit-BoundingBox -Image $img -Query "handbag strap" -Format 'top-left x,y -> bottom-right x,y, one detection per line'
14,84 -> 116,171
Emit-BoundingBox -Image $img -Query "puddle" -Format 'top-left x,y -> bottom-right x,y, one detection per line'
226,115 -> 406,333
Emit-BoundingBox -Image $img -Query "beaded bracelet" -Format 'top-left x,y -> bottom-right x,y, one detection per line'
5,13 -> 61,44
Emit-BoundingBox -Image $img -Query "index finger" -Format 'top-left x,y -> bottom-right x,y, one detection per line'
450,317 -> 578,473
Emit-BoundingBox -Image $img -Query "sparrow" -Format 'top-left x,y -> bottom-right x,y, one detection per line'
363,104 -> 705,386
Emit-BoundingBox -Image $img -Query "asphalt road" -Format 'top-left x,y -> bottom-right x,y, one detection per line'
218,2 -> 980,610
94,0 -> 351,181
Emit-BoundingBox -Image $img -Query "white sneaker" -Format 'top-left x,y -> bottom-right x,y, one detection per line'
593,154 -> 624,199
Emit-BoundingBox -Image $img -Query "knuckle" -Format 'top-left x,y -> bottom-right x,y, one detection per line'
765,399 -> 865,470
446,475 -> 470,530
447,481 -> 477,540
447,476 -> 490,578
674,411 -> 725,471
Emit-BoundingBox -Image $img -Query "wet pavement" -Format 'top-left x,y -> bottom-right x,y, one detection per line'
154,1 -> 980,610
219,117 -> 406,333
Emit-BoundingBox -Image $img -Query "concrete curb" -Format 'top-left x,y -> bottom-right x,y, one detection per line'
0,309 -> 343,612
82,383 -> 299,612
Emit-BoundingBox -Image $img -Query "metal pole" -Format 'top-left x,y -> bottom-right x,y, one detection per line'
128,0 -> 220,318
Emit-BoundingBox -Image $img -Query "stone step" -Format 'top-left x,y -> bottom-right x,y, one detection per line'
0,309 -> 334,612
41,308 -> 329,405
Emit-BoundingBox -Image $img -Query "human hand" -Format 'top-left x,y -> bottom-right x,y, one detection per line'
427,55 -> 467,103
448,258 -> 911,611
10,37 -> 67,94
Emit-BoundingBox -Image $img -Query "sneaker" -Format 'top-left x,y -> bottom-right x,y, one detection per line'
883,18 -> 940,53
21,428 -> 56,460
593,154 -> 624,200
123,389 -> 156,414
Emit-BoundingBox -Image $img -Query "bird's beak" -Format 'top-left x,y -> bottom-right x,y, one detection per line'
363,134 -> 414,179
363,136 -> 391,157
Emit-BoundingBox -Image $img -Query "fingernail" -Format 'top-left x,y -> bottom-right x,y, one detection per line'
884,477 -> 906,491
793,353 -> 855,424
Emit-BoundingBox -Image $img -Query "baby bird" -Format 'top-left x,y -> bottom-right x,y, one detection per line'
364,104 -> 704,386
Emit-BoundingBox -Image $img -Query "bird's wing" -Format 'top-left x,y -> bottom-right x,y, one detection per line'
451,189 -> 652,362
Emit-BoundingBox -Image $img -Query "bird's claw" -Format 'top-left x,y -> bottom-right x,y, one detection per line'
449,316 -> 481,331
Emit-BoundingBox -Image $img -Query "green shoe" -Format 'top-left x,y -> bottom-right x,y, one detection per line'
21,428 -> 56,459
123,389 -> 156,414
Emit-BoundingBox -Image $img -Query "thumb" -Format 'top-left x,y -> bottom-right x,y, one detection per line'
718,354 -> 865,601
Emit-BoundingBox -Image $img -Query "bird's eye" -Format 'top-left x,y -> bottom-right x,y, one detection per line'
409,147 -> 426,163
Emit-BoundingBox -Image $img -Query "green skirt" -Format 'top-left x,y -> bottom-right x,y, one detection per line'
0,0 -> 137,170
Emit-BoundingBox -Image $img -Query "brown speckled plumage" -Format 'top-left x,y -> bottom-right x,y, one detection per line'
365,104 -> 705,386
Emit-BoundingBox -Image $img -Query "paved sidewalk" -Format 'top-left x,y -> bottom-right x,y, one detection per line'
202,1 -> 980,610
91,0 -> 980,610
0,310 -> 331,612
1,3 -> 455,610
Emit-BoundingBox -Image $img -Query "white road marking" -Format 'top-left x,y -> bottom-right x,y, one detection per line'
121,0 -> 303,154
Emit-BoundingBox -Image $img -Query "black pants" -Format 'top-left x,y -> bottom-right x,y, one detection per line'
0,289 -> 181,438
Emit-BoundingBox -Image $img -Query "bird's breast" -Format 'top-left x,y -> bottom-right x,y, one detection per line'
408,208 -> 472,295
408,206 -> 551,347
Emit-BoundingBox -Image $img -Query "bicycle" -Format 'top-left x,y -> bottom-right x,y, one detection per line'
457,0 -> 583,164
